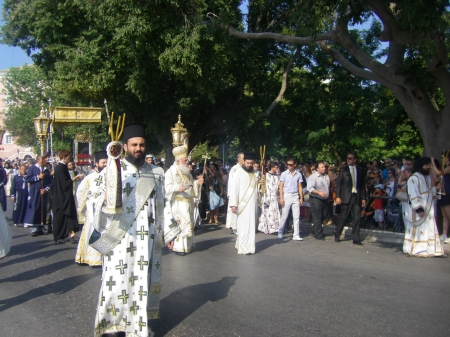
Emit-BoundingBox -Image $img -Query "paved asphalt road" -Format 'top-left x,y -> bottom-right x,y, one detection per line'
1,198 -> 449,337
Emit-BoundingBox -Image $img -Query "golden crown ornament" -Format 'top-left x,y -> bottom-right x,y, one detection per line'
170,115 -> 189,160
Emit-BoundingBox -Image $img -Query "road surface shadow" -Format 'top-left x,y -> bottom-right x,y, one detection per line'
7,239 -> 56,257
0,271 -> 99,313
193,237 -> 235,252
11,234 -> 30,239
192,224 -> 224,236
0,259 -> 74,283
0,248 -> 74,268
151,276 -> 238,336
255,237 -> 290,253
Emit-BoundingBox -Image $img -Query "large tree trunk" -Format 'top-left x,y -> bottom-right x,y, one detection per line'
391,85 -> 449,158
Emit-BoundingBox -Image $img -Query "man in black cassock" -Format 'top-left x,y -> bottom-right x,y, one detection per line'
11,164 -> 28,226
0,159 -> 7,212
24,154 -> 52,236
52,149 -> 79,244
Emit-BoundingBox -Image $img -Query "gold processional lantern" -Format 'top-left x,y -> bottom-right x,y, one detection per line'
33,104 -> 52,156
32,103 -> 102,157
170,115 -> 189,147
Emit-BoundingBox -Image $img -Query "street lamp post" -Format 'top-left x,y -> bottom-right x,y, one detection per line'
33,103 -> 52,156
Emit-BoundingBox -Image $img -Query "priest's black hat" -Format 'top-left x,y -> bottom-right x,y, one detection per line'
123,123 -> 146,142
243,151 -> 255,160
94,151 -> 108,162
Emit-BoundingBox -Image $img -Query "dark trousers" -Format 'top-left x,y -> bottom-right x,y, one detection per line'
334,194 -> 362,241
310,197 -> 327,238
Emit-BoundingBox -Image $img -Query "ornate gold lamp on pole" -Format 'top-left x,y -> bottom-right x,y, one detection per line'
33,103 -> 52,155
170,115 -> 189,147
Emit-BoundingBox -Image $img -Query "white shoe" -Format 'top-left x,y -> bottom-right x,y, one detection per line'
440,234 -> 447,241
444,237 -> 450,244
278,232 -> 283,239
232,230 -> 238,235
292,236 -> 303,241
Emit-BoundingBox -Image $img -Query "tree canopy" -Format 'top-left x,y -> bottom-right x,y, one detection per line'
0,65 -> 110,154
222,0 -> 449,157
1,0 -> 433,162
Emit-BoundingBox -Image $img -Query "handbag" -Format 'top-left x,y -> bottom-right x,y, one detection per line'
395,191 -> 408,202
303,193 -> 310,202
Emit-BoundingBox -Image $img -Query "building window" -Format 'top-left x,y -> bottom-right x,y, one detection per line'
5,135 -> 13,144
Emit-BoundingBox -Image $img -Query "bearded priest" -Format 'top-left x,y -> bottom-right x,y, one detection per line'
403,157 -> 445,257
89,123 -> 165,337
229,151 -> 258,255
164,117 -> 196,256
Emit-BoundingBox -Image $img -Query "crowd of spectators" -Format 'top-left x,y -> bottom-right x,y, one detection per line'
4,152 -> 448,245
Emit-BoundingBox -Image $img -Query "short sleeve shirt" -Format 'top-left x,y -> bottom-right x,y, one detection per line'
280,170 -> 303,194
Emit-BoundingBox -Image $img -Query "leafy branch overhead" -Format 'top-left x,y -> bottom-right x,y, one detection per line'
1,0 -> 434,161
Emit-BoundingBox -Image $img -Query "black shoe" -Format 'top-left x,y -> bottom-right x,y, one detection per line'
353,240 -> 363,245
31,230 -> 44,237
70,236 -> 80,244
335,237 -> 340,243
54,239 -> 65,244
175,252 -> 186,256
315,236 -> 325,240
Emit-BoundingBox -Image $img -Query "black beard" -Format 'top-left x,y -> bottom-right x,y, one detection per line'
243,166 -> 254,173
419,167 -> 430,176
126,154 -> 145,167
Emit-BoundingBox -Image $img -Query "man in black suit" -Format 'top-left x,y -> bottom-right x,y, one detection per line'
335,151 -> 367,245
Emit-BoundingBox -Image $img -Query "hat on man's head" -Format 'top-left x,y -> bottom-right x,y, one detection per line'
173,145 -> 188,160
146,154 -> 153,159
94,151 -> 108,162
243,151 -> 255,160
123,123 -> 146,142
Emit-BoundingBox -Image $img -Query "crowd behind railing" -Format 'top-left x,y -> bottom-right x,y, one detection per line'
2,153 -> 448,245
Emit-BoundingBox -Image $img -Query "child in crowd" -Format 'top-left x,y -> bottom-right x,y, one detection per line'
372,184 -> 386,229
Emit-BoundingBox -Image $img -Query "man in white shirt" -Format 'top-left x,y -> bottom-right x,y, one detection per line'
278,157 -> 304,241
307,161 -> 330,240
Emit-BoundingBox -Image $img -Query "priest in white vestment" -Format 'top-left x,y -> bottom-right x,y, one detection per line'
229,151 -> 258,255
225,152 -> 244,233
403,157 -> 445,257
90,123 -> 165,337
74,151 -> 108,266
164,117 -> 196,256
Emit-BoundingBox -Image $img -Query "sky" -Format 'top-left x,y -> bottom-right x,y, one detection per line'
0,0 -> 34,70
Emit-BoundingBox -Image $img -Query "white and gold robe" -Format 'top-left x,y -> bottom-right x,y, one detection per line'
229,169 -> 258,255
74,170 -> 103,266
403,172 -> 444,257
93,160 -> 165,337
163,164 -> 195,254
226,164 -> 243,230
258,172 -> 280,234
